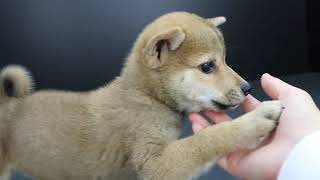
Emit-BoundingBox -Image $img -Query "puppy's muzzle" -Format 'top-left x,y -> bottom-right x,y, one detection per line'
240,82 -> 251,96
212,100 -> 239,110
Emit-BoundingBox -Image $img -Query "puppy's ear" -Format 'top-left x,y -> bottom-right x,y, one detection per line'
143,27 -> 185,69
207,16 -> 226,27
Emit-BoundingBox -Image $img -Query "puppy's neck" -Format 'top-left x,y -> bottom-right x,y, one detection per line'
115,56 -> 180,112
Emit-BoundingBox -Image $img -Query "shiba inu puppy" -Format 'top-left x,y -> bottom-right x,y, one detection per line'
0,12 -> 282,180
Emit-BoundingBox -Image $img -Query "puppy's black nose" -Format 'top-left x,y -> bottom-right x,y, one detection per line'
241,82 -> 251,96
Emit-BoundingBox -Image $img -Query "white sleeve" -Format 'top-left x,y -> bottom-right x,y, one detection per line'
278,130 -> 320,180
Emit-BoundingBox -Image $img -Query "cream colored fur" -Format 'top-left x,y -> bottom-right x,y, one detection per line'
0,65 -> 33,98
0,12 -> 282,180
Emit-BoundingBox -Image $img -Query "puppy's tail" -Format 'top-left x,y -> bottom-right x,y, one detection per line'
0,65 -> 34,98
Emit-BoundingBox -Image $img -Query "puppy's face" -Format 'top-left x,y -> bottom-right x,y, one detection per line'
139,12 -> 250,112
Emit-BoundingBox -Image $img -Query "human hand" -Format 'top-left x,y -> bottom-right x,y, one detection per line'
189,73 -> 320,180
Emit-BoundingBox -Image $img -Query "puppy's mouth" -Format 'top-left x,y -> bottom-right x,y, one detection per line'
211,100 -> 239,111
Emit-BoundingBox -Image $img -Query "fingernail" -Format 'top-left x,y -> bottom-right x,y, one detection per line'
261,73 -> 270,80
265,73 -> 272,77
193,124 -> 203,133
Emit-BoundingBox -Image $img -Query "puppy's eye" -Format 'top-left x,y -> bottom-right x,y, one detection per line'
199,61 -> 215,74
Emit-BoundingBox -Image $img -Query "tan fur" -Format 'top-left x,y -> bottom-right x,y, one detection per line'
0,12 -> 282,180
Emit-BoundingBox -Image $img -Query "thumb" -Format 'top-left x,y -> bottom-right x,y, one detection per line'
261,73 -> 293,100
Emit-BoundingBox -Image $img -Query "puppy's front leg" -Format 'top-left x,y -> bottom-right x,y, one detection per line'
138,101 -> 282,180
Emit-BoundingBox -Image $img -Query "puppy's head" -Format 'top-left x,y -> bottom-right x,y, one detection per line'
134,12 -> 251,113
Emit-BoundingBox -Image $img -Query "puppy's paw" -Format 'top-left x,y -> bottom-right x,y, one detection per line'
237,101 -> 283,149
253,100 -> 282,121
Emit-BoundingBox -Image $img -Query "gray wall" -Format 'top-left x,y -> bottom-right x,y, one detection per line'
0,0 -> 308,91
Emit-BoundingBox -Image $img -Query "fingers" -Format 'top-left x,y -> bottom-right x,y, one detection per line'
240,95 -> 261,112
189,113 -> 210,133
189,112 -> 232,133
192,123 -> 205,133
204,111 -> 232,123
261,73 -> 293,100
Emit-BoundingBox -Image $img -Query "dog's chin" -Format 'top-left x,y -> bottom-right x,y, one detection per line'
185,102 -> 240,113
211,101 -> 240,112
